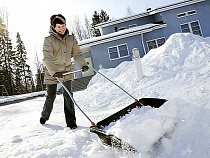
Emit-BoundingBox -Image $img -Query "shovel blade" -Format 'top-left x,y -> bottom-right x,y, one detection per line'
90,126 -> 137,152
96,98 -> 167,129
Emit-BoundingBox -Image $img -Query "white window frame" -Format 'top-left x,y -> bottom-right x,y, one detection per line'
180,20 -> 203,37
177,12 -> 187,18
108,43 -> 130,60
146,37 -> 166,51
129,24 -> 137,28
177,10 -> 197,18
187,10 -> 197,16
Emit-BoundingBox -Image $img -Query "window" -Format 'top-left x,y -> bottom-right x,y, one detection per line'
188,10 -> 197,15
147,37 -> 166,51
108,44 -> 129,60
147,40 -> 157,50
180,20 -> 203,36
109,47 -> 118,59
177,12 -> 187,18
157,38 -> 165,47
177,10 -> 197,18
129,24 -> 137,28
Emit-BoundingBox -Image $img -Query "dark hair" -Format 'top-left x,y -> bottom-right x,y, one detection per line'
57,14 -> 66,21
50,15 -> 57,26
51,14 -> 66,27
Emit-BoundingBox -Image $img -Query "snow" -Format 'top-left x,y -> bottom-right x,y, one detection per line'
1,33 -> 210,157
0,91 -> 46,104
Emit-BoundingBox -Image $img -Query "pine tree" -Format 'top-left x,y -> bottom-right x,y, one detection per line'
91,10 -> 110,37
15,32 -> 34,93
91,11 -> 101,37
100,10 -> 109,23
0,17 -> 5,87
14,67 -> 23,94
0,16 -> 15,95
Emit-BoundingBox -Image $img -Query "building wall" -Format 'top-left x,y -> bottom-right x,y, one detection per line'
136,0 -> 210,53
90,36 -> 136,70
158,0 -> 210,37
90,27 -> 169,71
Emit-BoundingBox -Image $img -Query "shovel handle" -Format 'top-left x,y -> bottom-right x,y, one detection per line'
92,68 -> 139,102
56,77 -> 95,126
63,69 -> 82,76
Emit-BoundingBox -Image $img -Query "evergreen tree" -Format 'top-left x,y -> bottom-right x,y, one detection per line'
0,16 -> 15,95
15,32 -> 34,93
14,67 -> 23,94
91,11 -> 101,37
100,10 -> 110,22
91,10 -> 110,37
0,17 -> 5,87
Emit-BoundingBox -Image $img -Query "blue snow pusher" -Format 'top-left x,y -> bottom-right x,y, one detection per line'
57,69 -> 167,152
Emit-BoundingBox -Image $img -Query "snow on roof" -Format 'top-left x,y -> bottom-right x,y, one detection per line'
95,12 -> 149,29
78,23 -> 166,47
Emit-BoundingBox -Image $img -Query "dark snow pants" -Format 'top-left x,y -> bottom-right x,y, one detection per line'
41,81 -> 76,126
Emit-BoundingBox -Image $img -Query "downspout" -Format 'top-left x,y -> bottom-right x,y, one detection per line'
141,33 -> 147,56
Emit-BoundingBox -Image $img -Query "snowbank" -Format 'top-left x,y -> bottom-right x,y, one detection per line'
82,33 -> 210,156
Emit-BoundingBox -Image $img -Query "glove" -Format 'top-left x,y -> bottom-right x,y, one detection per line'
53,72 -> 63,77
82,66 -> 89,72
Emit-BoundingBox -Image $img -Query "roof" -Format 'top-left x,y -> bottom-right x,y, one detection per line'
78,23 -> 166,48
95,0 -> 205,29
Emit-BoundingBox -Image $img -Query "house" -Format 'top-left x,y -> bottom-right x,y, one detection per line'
75,0 -> 210,79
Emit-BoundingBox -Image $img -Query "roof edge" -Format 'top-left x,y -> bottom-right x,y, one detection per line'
79,24 -> 167,48
95,0 -> 205,29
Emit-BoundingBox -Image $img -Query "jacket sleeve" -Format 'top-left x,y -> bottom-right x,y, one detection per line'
71,35 -> 87,67
43,38 -> 58,76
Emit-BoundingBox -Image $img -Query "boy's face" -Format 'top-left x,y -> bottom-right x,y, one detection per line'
54,24 -> 66,35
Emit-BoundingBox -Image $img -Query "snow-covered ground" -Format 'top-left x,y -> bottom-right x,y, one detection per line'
0,33 -> 210,158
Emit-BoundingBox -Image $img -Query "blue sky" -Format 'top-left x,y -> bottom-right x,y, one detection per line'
0,0 -> 182,72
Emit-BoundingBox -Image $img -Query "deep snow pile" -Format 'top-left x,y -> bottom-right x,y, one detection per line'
0,33 -> 210,158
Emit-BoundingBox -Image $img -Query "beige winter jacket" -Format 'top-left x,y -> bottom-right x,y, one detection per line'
43,27 -> 87,84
